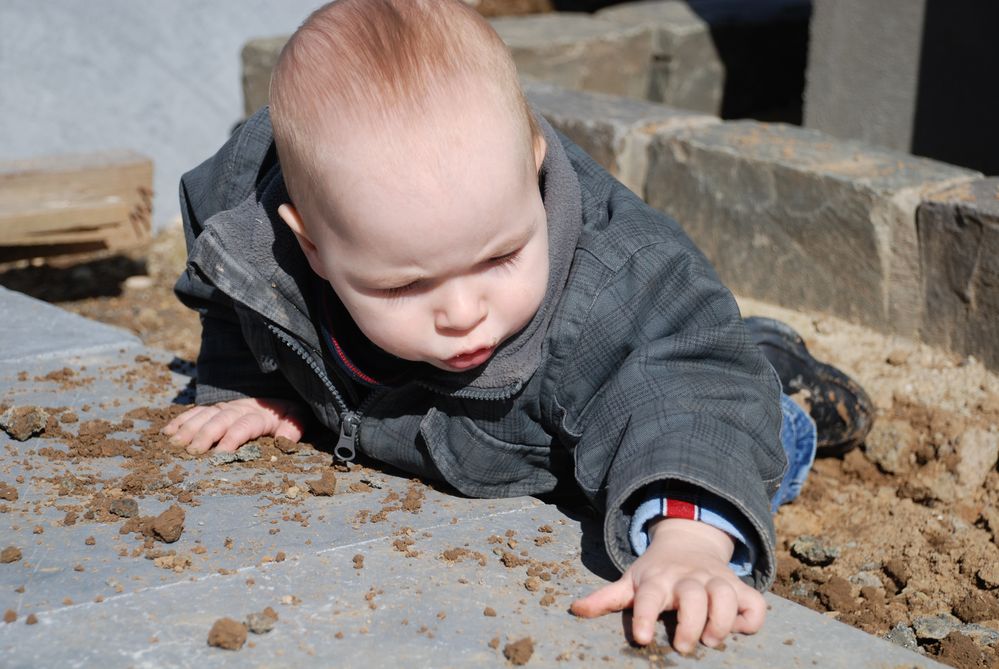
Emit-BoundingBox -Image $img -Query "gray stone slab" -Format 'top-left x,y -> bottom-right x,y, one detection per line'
525,80 -> 716,196
918,178 -> 999,370
646,121 -> 979,335
491,13 -> 653,101
596,0 -> 723,114
0,301 -> 944,667
0,286 -> 141,363
242,35 -> 288,117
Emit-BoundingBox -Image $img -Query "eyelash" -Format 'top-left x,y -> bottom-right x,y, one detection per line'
381,249 -> 521,298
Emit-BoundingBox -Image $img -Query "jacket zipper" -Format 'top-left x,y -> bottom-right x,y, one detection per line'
268,324 -> 384,464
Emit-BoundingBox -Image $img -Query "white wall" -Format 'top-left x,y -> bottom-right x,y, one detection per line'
2,0 -> 322,229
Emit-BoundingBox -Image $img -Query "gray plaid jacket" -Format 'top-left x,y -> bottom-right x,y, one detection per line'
175,108 -> 786,589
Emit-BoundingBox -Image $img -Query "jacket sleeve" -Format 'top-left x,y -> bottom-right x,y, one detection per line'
557,229 -> 786,591
172,109 -> 297,405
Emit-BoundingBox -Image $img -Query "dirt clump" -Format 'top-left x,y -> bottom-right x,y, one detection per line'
306,469 -> 337,496
3,610 -> 15,623
25,613 -> 37,625
503,637 -> 535,665
207,617 -> 247,650
151,505 -> 185,543
1,546 -> 22,563
0,405 -> 49,440
0,482 -> 17,501
352,554 -> 364,570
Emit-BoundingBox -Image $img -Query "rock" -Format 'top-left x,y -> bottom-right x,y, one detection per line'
862,419 -> 917,474
207,617 -> 247,650
524,80 -> 715,196
491,14 -> 653,100
959,623 -> 999,648
597,0 -> 723,114
954,428 -> 999,493
151,505 -> 185,543
246,607 -> 278,634
109,498 -> 139,518
208,443 -> 261,465
848,571 -> 884,589
123,275 -> 154,291
285,486 -> 300,500
884,623 -> 918,651
912,612 -> 962,640
790,535 -> 840,566
646,121 -> 977,336
0,406 -> 49,441
918,178 -> 999,370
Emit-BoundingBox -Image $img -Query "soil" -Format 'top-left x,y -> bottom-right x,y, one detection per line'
2,224 -> 999,668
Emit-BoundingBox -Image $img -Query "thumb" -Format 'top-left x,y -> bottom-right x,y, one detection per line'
571,576 -> 635,618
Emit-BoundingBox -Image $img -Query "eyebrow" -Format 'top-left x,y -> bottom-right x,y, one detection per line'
354,218 -> 537,290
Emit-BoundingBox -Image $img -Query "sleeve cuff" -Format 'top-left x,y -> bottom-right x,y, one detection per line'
629,485 -> 759,577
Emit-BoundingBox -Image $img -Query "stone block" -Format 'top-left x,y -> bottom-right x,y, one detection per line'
646,121 -> 978,335
490,13 -> 653,100
596,1 -> 723,114
524,80 -> 716,195
918,178 -> 999,370
242,36 -> 288,117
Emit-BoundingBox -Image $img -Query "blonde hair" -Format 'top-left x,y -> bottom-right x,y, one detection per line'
270,0 -> 540,218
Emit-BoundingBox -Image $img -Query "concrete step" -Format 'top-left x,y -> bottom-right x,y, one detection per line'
0,288 -> 944,667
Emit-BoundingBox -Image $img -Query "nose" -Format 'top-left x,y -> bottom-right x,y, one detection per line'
434,280 -> 487,334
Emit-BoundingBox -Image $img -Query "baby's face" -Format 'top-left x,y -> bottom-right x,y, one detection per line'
285,111 -> 549,373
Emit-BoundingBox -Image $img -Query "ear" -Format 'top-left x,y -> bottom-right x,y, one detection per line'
277,203 -> 330,280
533,132 -> 547,174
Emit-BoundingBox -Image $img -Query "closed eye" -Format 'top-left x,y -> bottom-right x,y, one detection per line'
381,280 -> 420,298
490,248 -> 521,267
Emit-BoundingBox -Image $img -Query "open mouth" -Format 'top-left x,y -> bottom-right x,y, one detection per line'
444,345 -> 495,370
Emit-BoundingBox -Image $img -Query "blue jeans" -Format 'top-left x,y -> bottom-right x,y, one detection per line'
772,393 -> 817,513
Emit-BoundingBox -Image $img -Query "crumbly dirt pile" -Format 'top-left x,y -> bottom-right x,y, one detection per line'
2,225 -> 998,668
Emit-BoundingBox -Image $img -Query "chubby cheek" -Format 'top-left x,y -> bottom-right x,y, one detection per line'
349,302 -> 429,361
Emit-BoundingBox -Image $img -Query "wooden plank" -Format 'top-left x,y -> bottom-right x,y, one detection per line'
0,150 -> 153,258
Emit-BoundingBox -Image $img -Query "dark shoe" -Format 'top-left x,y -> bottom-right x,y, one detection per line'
744,316 -> 875,457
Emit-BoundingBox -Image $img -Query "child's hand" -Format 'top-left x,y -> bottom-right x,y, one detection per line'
162,398 -> 306,455
570,518 -> 766,653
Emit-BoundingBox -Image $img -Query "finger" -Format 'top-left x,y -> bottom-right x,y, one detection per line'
213,412 -> 271,453
171,407 -> 224,449
571,577 -> 635,618
162,405 -> 209,436
184,408 -> 244,454
701,578 -> 738,647
631,580 -> 670,645
732,587 -> 767,635
274,419 -> 304,442
671,579 -> 709,655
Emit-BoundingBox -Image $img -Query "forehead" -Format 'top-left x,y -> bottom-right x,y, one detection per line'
314,102 -> 538,268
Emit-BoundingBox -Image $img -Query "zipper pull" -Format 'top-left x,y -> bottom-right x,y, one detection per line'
334,411 -> 360,463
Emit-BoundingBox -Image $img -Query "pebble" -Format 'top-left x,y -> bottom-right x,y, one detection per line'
848,571 -> 883,589
884,623 -> 918,651
208,444 -> 262,466
285,486 -> 300,500
790,535 -> 840,566
959,623 -> 999,648
246,608 -> 278,635
123,275 -> 154,291
912,613 -> 962,640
